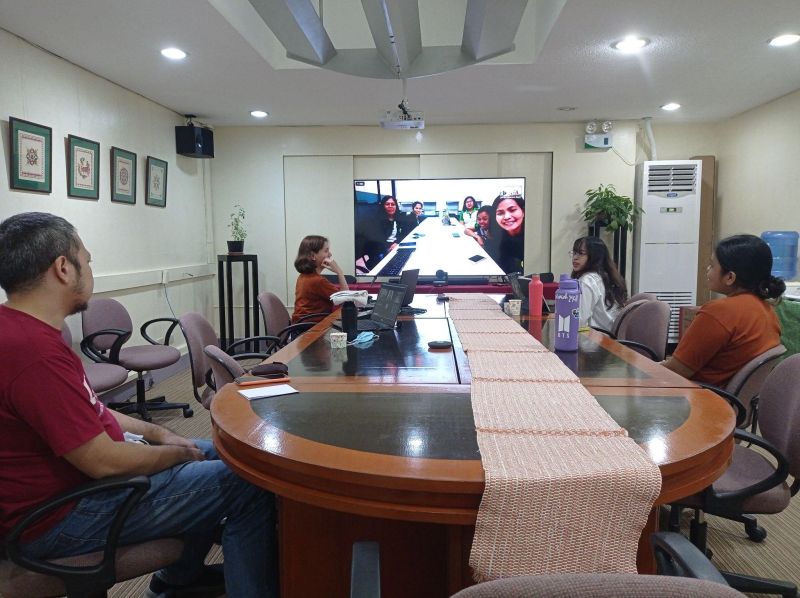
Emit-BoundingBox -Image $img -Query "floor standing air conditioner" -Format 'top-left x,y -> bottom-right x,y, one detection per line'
633,160 -> 702,343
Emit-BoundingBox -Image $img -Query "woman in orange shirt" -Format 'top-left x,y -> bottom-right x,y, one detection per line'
292,235 -> 349,323
663,234 -> 784,386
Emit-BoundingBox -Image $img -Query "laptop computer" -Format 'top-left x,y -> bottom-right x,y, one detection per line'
333,282 -> 407,331
399,268 -> 419,307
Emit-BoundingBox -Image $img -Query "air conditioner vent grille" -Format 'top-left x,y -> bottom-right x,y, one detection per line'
646,164 -> 698,195
644,291 -> 695,342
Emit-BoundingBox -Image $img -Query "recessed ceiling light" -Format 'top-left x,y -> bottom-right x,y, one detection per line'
612,36 -> 649,53
250,110 -> 269,118
661,102 -> 681,111
769,34 -> 800,47
160,47 -> 187,60
558,106 -> 576,111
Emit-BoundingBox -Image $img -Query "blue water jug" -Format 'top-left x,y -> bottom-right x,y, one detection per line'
761,231 -> 798,280
554,274 -> 581,351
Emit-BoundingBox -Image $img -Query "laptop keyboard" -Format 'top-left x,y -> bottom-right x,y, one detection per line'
378,248 -> 415,276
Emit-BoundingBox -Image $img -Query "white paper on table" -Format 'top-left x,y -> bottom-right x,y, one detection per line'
238,384 -> 299,400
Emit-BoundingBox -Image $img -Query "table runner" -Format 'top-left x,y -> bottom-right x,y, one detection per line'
447,295 -> 662,580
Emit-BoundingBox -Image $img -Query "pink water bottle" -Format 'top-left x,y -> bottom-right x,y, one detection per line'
529,274 -> 544,318
554,274 -> 581,351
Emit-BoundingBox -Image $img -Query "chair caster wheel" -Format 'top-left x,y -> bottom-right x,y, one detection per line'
746,525 -> 767,542
183,407 -> 194,418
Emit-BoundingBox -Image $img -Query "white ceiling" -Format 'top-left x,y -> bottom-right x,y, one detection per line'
1,0 -> 799,127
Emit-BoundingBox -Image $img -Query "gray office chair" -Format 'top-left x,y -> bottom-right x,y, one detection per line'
627,292 -> 658,304
203,345 -> 247,390
349,533 -> 746,598
615,299 -> 671,361
590,299 -> 648,339
81,298 -> 190,421
1,476 -> 183,598
177,312 -> 279,409
670,355 -> 800,598
257,291 -> 327,348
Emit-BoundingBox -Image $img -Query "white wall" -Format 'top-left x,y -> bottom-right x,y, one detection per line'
0,30 -> 214,347
212,121 -> 639,303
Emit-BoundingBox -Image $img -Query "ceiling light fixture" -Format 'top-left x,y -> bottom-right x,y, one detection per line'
661,102 -> 681,111
612,36 -> 649,53
160,47 -> 187,60
600,121 -> 613,133
585,121 -> 598,134
250,110 -> 269,118
768,33 -> 800,47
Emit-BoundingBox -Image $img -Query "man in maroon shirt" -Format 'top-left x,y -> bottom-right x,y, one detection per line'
0,213 -> 276,597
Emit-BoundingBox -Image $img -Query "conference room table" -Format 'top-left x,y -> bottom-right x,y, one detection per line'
211,294 -> 735,598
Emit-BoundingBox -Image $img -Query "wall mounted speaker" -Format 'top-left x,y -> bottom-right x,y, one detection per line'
175,125 -> 214,158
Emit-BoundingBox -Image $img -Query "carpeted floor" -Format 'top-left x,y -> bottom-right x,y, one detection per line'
110,367 -> 799,597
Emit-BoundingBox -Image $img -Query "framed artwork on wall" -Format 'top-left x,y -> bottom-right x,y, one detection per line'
110,146 -> 136,204
9,117 -> 52,193
145,156 -> 168,207
67,134 -> 100,199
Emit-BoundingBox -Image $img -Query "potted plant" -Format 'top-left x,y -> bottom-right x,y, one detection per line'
581,184 -> 643,231
227,204 -> 246,253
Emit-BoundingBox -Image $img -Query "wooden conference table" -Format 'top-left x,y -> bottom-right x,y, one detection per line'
211,295 -> 735,598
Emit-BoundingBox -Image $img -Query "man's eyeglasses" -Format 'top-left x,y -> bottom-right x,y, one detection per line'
568,250 -> 587,257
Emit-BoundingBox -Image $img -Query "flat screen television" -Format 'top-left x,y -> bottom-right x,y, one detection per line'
353,177 -> 526,279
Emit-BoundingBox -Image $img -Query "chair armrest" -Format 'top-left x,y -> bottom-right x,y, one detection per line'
651,531 -> 729,584
80,329 -> 131,364
140,318 -> 180,346
277,322 -> 318,345
617,339 -> 658,361
709,429 -> 790,504
697,383 -> 747,428
590,325 -> 615,339
350,541 -> 380,598
225,336 -> 282,356
296,312 -> 329,324
6,476 -> 151,595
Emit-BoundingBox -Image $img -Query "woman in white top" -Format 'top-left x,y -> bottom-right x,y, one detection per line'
570,236 -> 628,330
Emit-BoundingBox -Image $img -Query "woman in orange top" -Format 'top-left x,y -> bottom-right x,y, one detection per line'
663,234 -> 784,386
292,235 -> 349,323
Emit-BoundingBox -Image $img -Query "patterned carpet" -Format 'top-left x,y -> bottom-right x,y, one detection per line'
109,368 -> 799,597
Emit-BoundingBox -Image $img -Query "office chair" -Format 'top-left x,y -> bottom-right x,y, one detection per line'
1,476 -> 183,598
627,292 -> 658,304
177,312 -> 279,409
203,345 -> 247,391
590,299 -> 648,339
614,299 -> 671,361
348,533 -> 746,598
60,326 -> 128,395
669,355 -> 800,598
323,274 -> 357,284
257,291 -> 327,348
81,297 -> 190,422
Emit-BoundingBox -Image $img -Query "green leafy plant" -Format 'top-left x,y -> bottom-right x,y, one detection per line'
581,184 -> 643,231
229,204 -> 247,241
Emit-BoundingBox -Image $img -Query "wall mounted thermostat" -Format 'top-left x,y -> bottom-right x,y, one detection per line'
584,133 -> 613,149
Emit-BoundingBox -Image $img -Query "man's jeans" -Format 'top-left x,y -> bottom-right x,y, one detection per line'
22,440 -> 277,598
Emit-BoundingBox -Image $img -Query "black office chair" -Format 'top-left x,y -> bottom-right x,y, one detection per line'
1,476 -> 183,598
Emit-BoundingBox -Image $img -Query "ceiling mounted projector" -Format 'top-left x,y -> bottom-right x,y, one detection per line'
380,98 -> 425,130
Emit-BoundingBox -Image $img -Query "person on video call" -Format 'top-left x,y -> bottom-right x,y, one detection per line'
464,205 -> 494,248
570,236 -> 628,329
0,212 -> 277,598
359,195 -> 413,270
293,235 -> 349,323
457,196 -> 479,229
489,194 -> 526,273
662,234 -> 784,386
411,201 -> 426,226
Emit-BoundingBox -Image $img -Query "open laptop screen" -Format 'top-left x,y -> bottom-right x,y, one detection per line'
372,283 -> 407,327
399,269 -> 419,306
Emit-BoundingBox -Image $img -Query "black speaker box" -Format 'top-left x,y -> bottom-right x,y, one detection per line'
175,125 -> 214,158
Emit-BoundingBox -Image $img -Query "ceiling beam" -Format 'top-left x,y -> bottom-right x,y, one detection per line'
462,0 -> 529,62
361,0 -> 422,76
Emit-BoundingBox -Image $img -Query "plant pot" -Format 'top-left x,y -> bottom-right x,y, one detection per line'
227,240 -> 244,254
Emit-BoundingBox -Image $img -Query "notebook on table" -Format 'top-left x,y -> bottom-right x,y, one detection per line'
333,282 -> 407,331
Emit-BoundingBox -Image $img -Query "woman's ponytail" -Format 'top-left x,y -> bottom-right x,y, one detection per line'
760,275 -> 786,300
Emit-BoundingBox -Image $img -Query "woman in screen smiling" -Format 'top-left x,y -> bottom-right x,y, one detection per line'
663,234 -> 783,386
292,235 -> 349,323
570,236 -> 627,329
490,194 -> 525,273
465,205 -> 493,247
